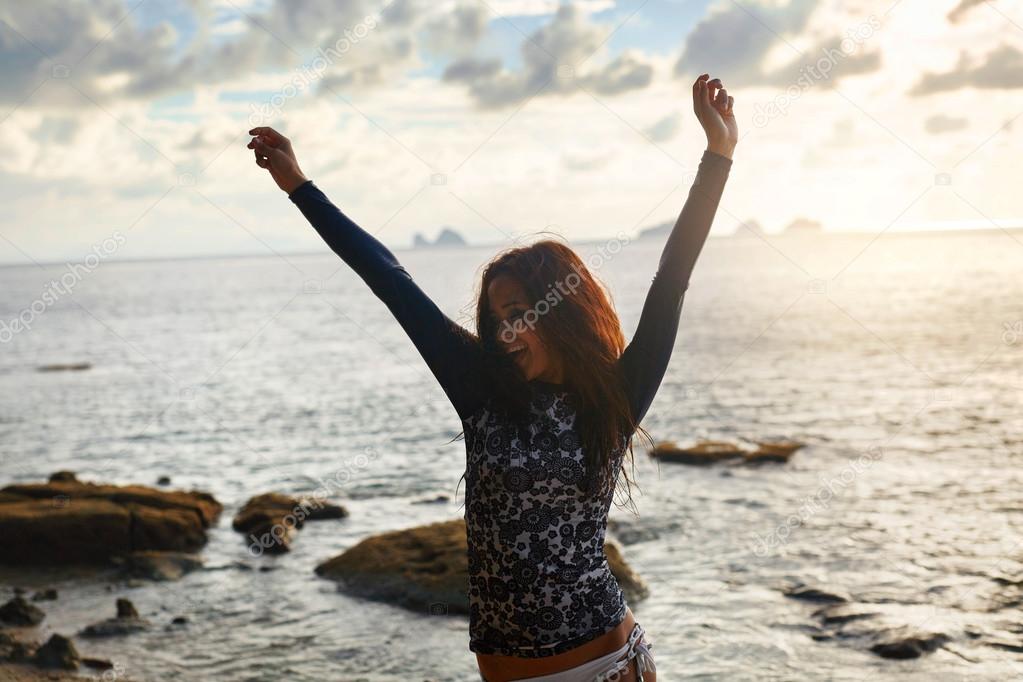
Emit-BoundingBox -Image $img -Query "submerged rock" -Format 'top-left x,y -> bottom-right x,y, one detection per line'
649,440 -> 746,465
315,518 -> 648,614
0,476 -> 221,564
869,627 -> 949,659
79,599 -> 148,639
115,551 -> 203,581
0,597 -> 45,626
30,590 -> 57,602
806,601 -> 953,661
783,583 -> 850,604
36,363 -> 91,373
233,492 -> 348,556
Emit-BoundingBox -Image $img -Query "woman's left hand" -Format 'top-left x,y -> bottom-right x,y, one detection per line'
247,126 -> 308,194
692,74 -> 737,159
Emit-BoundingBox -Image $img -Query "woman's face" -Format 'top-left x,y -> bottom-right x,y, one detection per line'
487,275 -> 563,384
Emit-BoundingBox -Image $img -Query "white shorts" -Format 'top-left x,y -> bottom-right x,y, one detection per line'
485,622 -> 655,682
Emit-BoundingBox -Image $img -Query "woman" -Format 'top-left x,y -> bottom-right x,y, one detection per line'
248,73 -> 736,681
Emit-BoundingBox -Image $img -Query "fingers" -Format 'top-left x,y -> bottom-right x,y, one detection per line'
251,138 -> 278,159
247,126 -> 286,145
726,95 -> 734,115
698,75 -> 711,109
254,149 -> 268,169
715,86 -> 728,112
707,78 -> 722,109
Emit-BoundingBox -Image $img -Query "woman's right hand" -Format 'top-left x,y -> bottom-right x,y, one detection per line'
692,74 -> 737,159
247,127 -> 309,194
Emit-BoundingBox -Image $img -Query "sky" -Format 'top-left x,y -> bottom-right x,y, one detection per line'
0,0 -> 1021,263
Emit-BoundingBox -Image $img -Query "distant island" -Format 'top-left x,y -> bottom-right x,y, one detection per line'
413,227 -> 467,248
636,222 -> 672,240
731,219 -> 766,237
783,217 -> 824,234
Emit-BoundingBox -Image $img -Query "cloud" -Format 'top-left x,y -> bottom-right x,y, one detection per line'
421,3 -> 488,56
924,113 -> 968,134
0,0 -> 458,107
442,5 -> 655,108
674,0 -> 818,85
673,0 -> 882,88
912,44 -> 1023,95
588,51 -> 653,95
948,0 -> 986,23
0,0 -> 187,106
644,113 -> 681,142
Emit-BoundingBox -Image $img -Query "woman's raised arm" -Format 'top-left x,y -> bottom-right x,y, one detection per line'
617,75 -> 736,425
248,127 -> 486,420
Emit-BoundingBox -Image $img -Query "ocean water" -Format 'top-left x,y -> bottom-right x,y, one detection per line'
0,229 -> 1021,681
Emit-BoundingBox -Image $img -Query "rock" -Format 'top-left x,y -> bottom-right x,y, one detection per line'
47,472 -> 78,484
744,440 -> 804,464
36,363 -> 91,372
812,604 -> 879,626
649,440 -> 746,465
411,494 -> 451,505
783,583 -> 850,604
116,599 -> 138,619
82,657 -> 114,670
603,541 -> 649,603
0,597 -> 45,626
170,616 -> 188,626
315,519 -> 648,615
0,477 -> 221,564
234,492 -> 348,556
316,519 -> 468,613
806,602 -> 952,661
30,590 -> 57,602
869,627 -> 949,659
80,617 -> 147,639
115,551 -> 203,581
0,629 -> 34,663
32,635 -> 79,670
156,476 -> 171,486
606,517 -> 688,545
79,600 -> 148,639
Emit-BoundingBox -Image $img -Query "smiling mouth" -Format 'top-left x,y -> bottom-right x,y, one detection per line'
506,343 -> 527,360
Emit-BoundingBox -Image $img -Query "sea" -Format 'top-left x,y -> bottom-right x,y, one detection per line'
0,228 -> 1020,681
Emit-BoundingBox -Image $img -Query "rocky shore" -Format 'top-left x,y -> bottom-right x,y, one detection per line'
0,472 -> 221,564
0,594 -> 138,680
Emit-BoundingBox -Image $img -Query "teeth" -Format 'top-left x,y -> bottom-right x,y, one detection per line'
507,344 -> 526,353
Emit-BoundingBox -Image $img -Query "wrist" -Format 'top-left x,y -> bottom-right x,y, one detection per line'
282,172 -> 309,195
706,140 -> 735,159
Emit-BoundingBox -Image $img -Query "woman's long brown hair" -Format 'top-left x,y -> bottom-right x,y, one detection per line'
473,239 -> 648,509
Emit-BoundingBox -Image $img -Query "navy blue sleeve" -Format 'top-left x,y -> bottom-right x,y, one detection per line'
618,150 -> 732,424
288,180 -> 486,420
